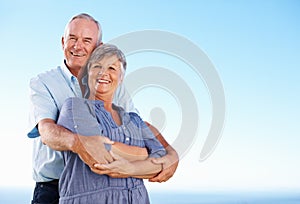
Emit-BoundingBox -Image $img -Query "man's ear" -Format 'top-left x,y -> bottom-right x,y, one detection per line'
61,36 -> 65,49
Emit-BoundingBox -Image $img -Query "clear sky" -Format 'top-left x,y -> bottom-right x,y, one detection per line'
0,0 -> 299,194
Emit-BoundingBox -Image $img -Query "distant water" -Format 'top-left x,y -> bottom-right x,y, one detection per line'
0,188 -> 299,204
150,192 -> 300,204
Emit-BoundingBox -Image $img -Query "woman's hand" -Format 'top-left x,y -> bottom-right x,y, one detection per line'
92,151 -> 134,177
92,151 -> 163,179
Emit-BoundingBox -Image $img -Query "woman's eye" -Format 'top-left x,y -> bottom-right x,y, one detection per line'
92,65 -> 102,70
109,67 -> 116,71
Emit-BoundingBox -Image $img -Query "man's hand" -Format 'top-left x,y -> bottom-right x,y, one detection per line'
39,119 -> 114,169
148,146 -> 179,182
144,121 -> 179,183
92,151 -> 131,178
72,135 -> 114,168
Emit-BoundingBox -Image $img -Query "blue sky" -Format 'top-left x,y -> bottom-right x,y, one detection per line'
0,0 -> 299,194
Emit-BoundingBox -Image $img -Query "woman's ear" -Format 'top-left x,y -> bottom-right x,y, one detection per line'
119,74 -> 124,84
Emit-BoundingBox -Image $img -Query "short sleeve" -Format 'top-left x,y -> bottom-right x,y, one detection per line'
57,98 -> 103,136
129,113 -> 166,158
27,76 -> 59,138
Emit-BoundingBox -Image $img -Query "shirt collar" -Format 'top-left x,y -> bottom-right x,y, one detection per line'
61,60 -> 77,82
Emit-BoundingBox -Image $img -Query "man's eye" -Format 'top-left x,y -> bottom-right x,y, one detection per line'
69,36 -> 76,41
84,40 -> 92,44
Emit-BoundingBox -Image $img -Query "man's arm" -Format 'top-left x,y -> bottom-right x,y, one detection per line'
144,121 -> 179,182
39,118 -> 114,166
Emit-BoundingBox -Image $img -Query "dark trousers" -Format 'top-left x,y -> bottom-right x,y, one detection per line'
31,180 -> 59,204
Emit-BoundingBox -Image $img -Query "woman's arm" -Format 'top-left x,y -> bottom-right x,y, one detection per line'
111,142 -> 148,162
91,142 -> 159,178
125,158 -> 163,178
98,121 -> 179,180
93,114 -> 166,179
93,152 -> 162,179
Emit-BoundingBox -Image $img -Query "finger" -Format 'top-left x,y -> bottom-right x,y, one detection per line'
108,173 -> 129,178
103,152 -> 114,163
149,172 -> 168,183
95,162 -> 120,171
78,153 -> 97,167
107,173 -> 121,178
149,176 -> 165,183
90,166 -> 112,175
109,150 -> 122,161
93,163 -> 111,170
101,136 -> 114,145
96,156 -> 111,165
149,167 -> 173,183
151,157 -> 166,165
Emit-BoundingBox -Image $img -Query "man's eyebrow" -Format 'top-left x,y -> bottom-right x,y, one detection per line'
83,37 -> 93,41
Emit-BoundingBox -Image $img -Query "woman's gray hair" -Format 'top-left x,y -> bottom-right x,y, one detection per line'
81,43 -> 127,98
64,13 -> 103,46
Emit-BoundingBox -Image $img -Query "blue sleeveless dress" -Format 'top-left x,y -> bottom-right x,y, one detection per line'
57,97 -> 166,204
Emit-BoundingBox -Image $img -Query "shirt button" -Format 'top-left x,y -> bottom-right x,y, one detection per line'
74,125 -> 78,128
125,137 -> 130,141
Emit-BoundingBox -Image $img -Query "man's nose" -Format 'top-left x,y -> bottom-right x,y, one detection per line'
74,39 -> 84,49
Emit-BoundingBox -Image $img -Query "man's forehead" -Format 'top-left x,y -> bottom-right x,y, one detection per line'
67,19 -> 98,34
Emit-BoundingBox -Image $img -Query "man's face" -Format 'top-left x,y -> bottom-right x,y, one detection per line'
62,18 -> 99,75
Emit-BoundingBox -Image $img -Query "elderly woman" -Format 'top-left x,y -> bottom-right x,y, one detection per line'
57,44 -> 166,204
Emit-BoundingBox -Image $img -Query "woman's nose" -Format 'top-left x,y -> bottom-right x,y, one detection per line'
98,67 -> 108,76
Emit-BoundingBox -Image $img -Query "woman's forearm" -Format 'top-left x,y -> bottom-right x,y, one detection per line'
93,155 -> 162,179
129,158 -> 163,179
111,142 -> 148,162
110,141 -> 162,178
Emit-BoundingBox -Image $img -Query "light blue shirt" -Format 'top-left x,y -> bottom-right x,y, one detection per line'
28,61 -> 136,182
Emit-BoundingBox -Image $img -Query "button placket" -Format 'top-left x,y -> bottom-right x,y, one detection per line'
122,125 -> 130,144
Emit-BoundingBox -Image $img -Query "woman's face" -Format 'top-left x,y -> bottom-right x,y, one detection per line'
88,54 -> 123,100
